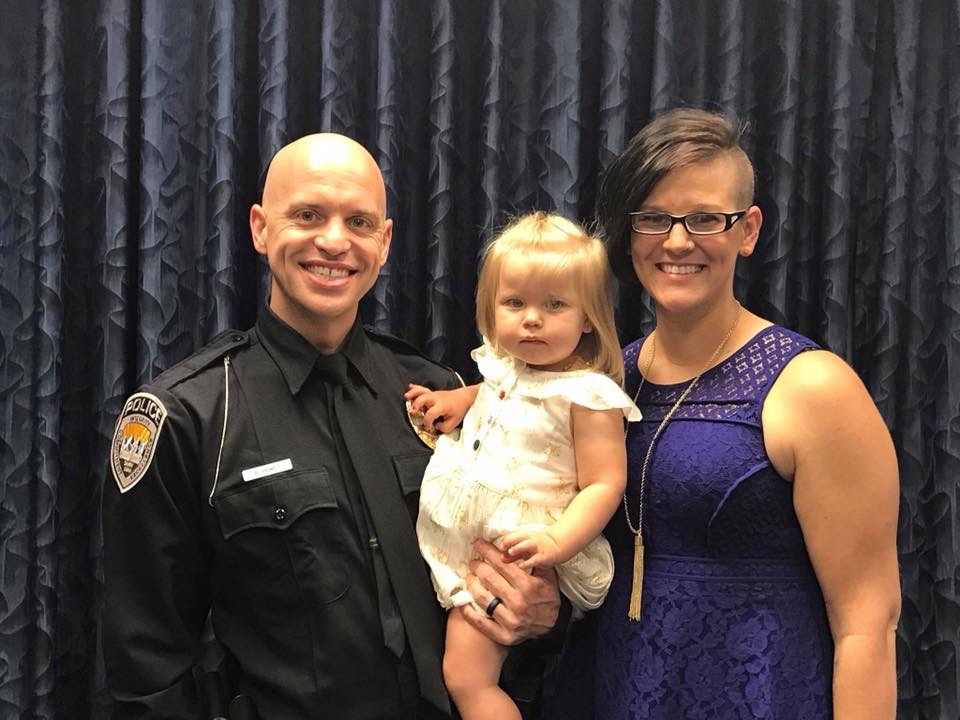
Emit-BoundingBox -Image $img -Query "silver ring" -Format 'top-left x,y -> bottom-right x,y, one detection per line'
484,596 -> 502,618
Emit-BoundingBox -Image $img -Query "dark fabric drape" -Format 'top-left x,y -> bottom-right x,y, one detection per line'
1,1 -> 957,717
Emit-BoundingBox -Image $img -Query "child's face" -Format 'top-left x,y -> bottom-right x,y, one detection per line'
493,258 -> 593,370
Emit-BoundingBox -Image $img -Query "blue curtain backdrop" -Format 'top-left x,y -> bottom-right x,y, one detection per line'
1,1 -> 958,717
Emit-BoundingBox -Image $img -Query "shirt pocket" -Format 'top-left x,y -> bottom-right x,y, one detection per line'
215,469 -> 350,605
391,451 -> 432,517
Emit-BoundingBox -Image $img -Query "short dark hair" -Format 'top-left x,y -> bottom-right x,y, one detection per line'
597,108 -> 755,285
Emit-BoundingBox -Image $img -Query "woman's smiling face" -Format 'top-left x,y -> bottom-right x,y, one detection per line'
629,153 -> 761,318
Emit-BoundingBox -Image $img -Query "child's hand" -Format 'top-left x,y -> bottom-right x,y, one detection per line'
404,384 -> 469,434
499,530 -> 563,570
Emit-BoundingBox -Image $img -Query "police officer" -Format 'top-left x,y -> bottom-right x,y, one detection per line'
102,134 -> 562,719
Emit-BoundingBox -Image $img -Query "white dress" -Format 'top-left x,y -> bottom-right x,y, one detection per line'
416,343 -> 642,611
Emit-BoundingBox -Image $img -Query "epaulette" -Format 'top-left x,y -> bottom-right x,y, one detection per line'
151,329 -> 252,389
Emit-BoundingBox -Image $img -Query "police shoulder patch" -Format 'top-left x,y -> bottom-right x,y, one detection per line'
111,392 -> 168,493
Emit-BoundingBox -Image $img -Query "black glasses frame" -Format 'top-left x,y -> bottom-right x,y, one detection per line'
628,210 -> 748,235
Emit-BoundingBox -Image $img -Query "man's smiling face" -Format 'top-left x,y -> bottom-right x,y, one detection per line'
250,135 -> 393,352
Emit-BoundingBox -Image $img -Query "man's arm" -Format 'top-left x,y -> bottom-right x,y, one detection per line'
102,389 -> 211,718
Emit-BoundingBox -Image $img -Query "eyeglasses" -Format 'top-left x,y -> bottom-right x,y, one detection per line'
628,210 -> 747,235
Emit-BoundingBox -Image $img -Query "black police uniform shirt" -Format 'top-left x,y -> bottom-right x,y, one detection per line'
103,307 -> 461,719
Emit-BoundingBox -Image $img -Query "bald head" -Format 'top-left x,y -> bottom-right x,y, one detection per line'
249,133 -> 394,352
261,133 -> 387,216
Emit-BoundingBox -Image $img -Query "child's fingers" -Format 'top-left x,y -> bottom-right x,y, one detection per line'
498,535 -> 523,564
403,384 -> 430,401
421,405 -> 447,431
516,556 -> 541,571
410,394 -> 437,416
433,416 -> 459,434
499,532 -> 525,552
505,538 -> 537,561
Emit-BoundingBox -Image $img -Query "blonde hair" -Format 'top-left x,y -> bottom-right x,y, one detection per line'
475,211 -> 625,385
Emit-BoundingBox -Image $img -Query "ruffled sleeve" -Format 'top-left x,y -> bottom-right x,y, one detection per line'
470,341 -> 641,421
516,368 -> 642,422
471,340 -> 520,386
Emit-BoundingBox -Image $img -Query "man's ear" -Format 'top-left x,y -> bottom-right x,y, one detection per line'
250,204 -> 268,256
378,218 -> 394,266
738,205 -> 762,257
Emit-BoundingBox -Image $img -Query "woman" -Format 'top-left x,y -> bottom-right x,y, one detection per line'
551,108 -> 900,719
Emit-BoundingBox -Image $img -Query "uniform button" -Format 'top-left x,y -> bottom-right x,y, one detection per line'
472,440 -> 480,451
274,506 -> 286,521
231,333 -> 244,342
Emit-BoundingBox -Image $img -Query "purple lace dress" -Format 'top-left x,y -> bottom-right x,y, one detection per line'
550,325 -> 834,719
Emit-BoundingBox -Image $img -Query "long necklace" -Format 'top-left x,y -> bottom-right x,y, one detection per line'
623,303 -> 742,620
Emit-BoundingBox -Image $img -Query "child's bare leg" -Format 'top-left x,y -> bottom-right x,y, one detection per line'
443,607 -> 520,720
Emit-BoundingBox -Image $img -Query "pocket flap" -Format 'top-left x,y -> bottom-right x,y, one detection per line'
391,452 -> 432,495
216,470 -> 337,540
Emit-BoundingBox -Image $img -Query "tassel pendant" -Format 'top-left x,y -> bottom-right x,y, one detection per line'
628,533 -> 644,620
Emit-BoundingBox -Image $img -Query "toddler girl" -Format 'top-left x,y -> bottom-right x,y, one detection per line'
406,212 -> 640,720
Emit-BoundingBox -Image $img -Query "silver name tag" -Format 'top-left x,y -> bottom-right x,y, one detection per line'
242,458 -> 293,482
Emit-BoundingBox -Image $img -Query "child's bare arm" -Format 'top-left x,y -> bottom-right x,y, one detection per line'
405,383 -> 480,434
501,405 -> 626,568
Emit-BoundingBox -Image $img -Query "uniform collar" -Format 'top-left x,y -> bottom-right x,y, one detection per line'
255,307 -> 378,396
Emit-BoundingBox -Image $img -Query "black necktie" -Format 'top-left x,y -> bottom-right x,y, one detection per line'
335,383 -> 449,714
315,354 -> 407,659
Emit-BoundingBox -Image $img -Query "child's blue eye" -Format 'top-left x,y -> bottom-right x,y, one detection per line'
548,299 -> 565,310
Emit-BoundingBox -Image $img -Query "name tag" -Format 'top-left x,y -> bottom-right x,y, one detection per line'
242,458 -> 293,482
